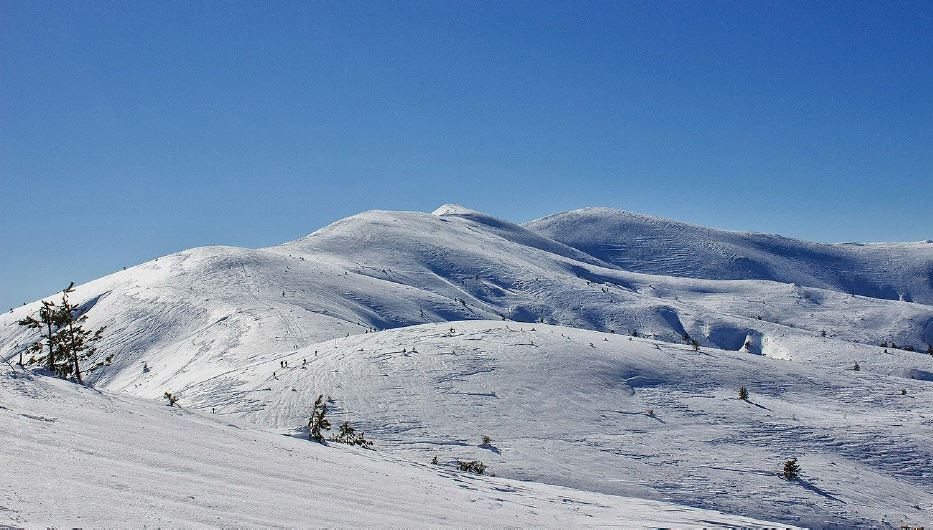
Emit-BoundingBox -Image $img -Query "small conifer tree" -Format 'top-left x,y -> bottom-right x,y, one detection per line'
56,284 -> 108,383
739,386 -> 749,400
691,339 -> 700,351
17,283 -> 109,382
333,420 -> 373,448
308,394 -> 331,443
457,460 -> 487,474
17,299 -> 61,372
853,361 -> 860,371
783,458 -> 800,480
164,391 -> 179,406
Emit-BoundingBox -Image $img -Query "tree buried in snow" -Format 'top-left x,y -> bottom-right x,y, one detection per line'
308,394 -> 331,443
739,386 -> 749,401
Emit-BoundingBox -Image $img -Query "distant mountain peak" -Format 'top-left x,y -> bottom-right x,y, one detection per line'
431,203 -> 481,216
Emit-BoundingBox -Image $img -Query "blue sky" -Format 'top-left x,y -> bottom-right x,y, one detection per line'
1,0 -> 931,309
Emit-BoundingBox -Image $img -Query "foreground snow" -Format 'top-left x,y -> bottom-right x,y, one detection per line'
0,365 -> 784,527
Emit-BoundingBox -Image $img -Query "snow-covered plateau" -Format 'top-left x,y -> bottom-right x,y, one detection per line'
2,205 -> 931,527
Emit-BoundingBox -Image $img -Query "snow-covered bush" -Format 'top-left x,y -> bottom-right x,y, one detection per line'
333,420 -> 373,448
457,460 -> 487,475
783,458 -> 800,481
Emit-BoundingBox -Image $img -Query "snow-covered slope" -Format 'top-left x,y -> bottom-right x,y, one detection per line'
2,205 -> 928,398
525,207 -> 933,304
0,365 -> 783,527
138,321 -> 933,528
2,204 -> 932,526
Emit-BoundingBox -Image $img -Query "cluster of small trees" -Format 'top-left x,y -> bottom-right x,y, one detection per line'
163,391 -> 180,407
308,394 -> 372,448
16,283 -> 111,384
457,460 -> 487,474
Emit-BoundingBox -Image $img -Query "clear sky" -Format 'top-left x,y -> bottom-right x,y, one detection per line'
1,0 -> 931,309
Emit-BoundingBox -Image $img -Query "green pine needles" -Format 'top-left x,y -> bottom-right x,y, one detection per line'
783,458 -> 801,481
16,282 -> 110,383
308,394 -> 331,443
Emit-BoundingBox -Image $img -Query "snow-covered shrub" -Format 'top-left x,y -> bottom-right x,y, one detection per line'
783,458 -> 800,481
457,460 -> 487,474
333,421 -> 373,448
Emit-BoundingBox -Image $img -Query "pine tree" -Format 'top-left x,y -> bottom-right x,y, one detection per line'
308,394 -> 331,443
16,283 -> 110,382
55,284 -> 108,383
17,299 -> 61,371
739,386 -> 749,400
783,458 -> 800,480
691,339 -> 700,351
333,420 -> 373,448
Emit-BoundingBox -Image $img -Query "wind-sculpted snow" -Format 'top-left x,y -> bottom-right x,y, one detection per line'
0,365 -> 785,527
1,205 -> 932,526
526,207 -> 933,304
160,321 -> 932,528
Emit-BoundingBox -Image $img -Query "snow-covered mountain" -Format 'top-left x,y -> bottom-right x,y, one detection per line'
3,204 -> 932,527
2,205 -> 929,392
526,207 -> 933,305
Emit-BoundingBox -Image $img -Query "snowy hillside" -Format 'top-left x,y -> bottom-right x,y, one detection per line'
118,321 -> 933,528
526,207 -> 933,304
0,365 -> 784,527
2,205 -> 930,395
2,204 -> 932,526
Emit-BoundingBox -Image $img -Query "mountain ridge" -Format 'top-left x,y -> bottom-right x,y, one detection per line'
524,206 -> 933,304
